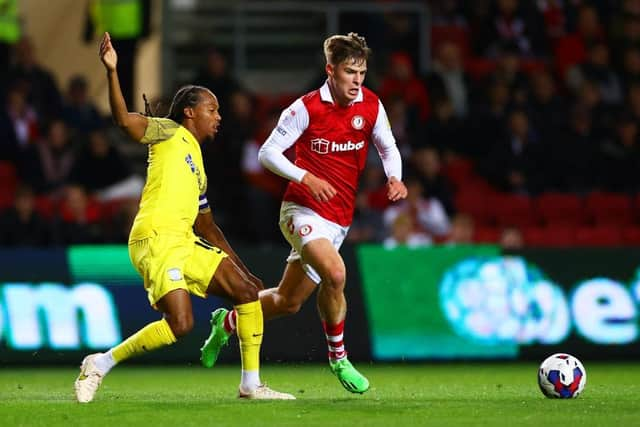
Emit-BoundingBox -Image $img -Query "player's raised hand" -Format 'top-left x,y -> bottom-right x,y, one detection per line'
386,176 -> 408,202
99,32 -> 117,72
301,172 -> 337,203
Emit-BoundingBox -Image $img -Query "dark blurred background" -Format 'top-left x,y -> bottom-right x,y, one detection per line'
3,0 -> 640,248
2,1 -> 640,364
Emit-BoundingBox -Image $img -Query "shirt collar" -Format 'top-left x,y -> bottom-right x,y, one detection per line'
320,80 -> 363,105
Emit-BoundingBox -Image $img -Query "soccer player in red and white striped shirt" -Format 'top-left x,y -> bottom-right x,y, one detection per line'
201,33 -> 407,394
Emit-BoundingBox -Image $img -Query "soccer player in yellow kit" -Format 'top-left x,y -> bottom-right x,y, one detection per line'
74,32 -> 294,402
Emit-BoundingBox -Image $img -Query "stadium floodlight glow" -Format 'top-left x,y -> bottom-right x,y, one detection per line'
1,282 -> 122,350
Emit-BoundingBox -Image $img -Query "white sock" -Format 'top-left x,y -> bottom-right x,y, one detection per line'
240,370 -> 261,391
93,350 -> 117,374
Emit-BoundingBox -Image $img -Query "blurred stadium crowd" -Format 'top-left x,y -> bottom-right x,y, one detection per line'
3,0 -> 640,248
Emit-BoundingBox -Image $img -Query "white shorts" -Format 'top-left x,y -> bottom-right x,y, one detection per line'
279,201 -> 349,284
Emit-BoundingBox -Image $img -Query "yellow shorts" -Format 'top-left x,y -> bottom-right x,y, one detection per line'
128,232 -> 228,307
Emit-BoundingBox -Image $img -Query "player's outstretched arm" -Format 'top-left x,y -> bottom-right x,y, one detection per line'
99,32 -> 148,142
194,211 -> 264,289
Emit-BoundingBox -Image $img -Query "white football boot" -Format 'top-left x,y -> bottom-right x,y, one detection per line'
238,384 -> 296,400
74,353 -> 105,403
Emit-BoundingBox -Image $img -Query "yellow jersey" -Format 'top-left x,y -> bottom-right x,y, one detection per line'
129,117 -> 208,242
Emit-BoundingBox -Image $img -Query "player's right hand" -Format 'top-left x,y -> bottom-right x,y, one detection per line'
301,172 -> 337,203
99,32 -> 117,71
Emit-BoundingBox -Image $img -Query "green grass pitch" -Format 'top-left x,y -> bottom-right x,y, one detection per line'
1,363 -> 638,426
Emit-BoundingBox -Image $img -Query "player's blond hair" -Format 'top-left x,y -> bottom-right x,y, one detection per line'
323,32 -> 371,66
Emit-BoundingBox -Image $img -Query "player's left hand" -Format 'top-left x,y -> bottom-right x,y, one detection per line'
386,176 -> 408,202
99,32 -> 118,71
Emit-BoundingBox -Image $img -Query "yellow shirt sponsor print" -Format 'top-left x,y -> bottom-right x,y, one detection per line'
129,117 -> 207,242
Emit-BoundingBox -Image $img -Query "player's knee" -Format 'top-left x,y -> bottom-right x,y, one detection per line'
323,268 -> 346,291
167,313 -> 193,338
279,296 -> 303,315
232,278 -> 258,305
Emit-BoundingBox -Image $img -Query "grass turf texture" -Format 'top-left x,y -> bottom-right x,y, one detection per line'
0,363 -> 638,426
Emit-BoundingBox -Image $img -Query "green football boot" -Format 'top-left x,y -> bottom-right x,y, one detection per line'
330,358 -> 370,394
200,308 -> 231,368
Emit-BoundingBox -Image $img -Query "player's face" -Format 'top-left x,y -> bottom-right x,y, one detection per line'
326,58 -> 367,106
192,91 -> 221,142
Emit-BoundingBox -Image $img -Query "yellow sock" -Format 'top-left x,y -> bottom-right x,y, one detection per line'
111,318 -> 177,363
235,300 -> 263,372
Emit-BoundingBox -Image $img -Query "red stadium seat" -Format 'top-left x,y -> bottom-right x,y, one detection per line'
0,161 -> 17,186
34,196 -> 57,219
574,225 -> 623,247
523,225 -> 576,247
554,34 -> 587,79
59,198 -> 102,224
0,188 -> 13,209
633,193 -> 640,224
443,157 -> 475,189
473,226 -> 501,243
584,192 -> 633,226
622,226 -> 640,246
487,193 -> 536,227
465,57 -> 497,81
534,192 -> 584,226
100,198 -> 128,221
455,190 -> 492,225
431,25 -> 471,59
0,161 -> 17,208
520,59 -> 549,75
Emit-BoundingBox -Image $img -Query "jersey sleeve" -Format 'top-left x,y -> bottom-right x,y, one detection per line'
140,117 -> 181,144
371,100 -> 403,180
258,98 -> 309,183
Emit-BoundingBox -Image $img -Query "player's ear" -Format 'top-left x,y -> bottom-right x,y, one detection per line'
325,63 -> 334,78
183,106 -> 194,119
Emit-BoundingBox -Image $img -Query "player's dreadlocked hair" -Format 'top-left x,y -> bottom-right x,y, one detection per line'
323,32 -> 371,66
165,85 -> 210,122
142,93 -> 156,116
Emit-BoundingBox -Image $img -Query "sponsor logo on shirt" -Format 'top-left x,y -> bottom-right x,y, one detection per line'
310,138 -> 365,154
185,153 -> 206,193
282,109 -> 296,125
276,126 -> 287,136
185,154 -> 196,172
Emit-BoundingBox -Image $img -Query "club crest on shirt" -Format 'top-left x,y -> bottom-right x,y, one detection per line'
351,115 -> 364,130
167,268 -> 183,281
299,224 -> 313,237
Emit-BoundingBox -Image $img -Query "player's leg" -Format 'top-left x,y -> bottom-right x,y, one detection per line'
75,237 -> 190,403
201,252 -> 316,368
302,239 -> 346,324
74,290 -> 191,403
191,240 -> 294,399
302,239 -> 370,394
259,260 -> 317,320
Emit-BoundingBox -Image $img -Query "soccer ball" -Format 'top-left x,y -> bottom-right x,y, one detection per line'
538,353 -> 587,398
